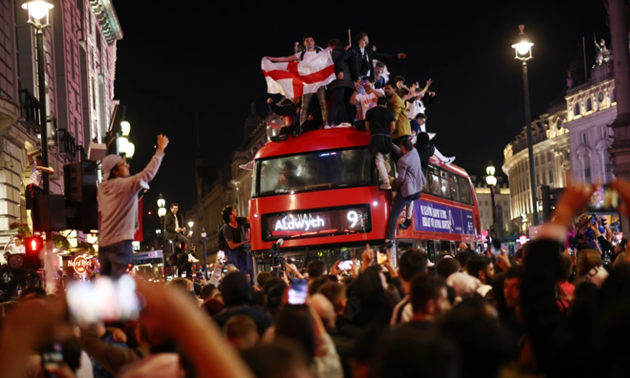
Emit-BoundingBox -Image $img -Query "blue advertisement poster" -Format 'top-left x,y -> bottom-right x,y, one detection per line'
413,199 -> 475,235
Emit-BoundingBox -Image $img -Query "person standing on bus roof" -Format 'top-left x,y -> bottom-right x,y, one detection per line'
221,206 -> 252,282
366,97 -> 396,190
385,139 -> 425,240
383,83 -> 412,148
265,34 -> 331,127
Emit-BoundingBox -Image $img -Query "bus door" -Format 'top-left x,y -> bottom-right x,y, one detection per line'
426,240 -> 437,263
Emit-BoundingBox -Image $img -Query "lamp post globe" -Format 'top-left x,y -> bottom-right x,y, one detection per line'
22,0 -> 54,23
120,121 -> 131,137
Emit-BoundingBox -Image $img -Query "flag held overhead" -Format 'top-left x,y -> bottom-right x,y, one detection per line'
262,50 -> 336,98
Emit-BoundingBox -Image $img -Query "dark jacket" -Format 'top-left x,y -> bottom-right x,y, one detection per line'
327,47 -> 353,91
268,102 -> 299,126
335,45 -> 394,83
416,142 -> 435,175
164,211 -> 183,237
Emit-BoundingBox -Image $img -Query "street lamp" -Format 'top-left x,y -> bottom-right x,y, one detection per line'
22,0 -> 53,195
120,121 -> 131,137
512,24 -> 538,226
486,162 -> 497,225
157,194 -> 166,252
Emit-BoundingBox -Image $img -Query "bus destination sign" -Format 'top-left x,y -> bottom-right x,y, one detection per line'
262,205 -> 371,241
413,200 -> 474,235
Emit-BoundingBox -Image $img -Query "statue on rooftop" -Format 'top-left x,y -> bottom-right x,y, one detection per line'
594,36 -> 612,66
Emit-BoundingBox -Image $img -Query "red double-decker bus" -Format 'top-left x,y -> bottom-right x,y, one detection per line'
248,128 -> 482,264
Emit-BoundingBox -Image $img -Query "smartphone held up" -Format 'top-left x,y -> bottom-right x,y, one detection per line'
66,275 -> 140,326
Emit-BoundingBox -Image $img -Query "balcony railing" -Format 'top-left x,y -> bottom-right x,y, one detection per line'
59,129 -> 77,161
18,89 -> 40,132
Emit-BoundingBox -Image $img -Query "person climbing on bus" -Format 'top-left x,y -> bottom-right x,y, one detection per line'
366,97 -> 396,190
385,139 -> 426,239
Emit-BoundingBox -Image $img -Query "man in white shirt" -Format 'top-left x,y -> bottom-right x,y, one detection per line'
350,79 -> 384,131
265,34 -> 331,127
25,149 -> 54,210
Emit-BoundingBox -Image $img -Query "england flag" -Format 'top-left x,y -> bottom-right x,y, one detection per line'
262,50 -> 336,98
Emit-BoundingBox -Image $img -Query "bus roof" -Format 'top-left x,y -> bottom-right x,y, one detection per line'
255,129 -> 370,160
255,129 -> 470,179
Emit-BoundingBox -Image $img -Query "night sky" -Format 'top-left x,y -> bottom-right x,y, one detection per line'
112,0 -> 610,232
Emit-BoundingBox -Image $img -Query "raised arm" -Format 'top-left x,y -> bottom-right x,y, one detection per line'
265,55 -> 299,63
27,149 -> 39,165
119,134 -> 169,193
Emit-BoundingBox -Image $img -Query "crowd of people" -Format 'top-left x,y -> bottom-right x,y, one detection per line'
2,179 -> 630,378
264,32 -> 455,168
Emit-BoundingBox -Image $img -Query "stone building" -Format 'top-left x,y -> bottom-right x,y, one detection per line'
472,178 -> 512,233
563,59 -> 616,184
502,96 -> 571,228
0,0 -> 122,233
186,106 -> 277,253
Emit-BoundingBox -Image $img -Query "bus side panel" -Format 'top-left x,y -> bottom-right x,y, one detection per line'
249,187 -> 392,252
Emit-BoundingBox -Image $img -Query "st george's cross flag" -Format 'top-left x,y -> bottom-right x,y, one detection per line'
262,50 -> 336,98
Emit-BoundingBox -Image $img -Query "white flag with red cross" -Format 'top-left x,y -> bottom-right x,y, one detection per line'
261,51 -> 336,98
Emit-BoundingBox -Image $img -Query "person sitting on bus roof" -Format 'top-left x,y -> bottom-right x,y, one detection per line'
365,97 -> 395,190
267,98 -> 299,142
351,79 -> 384,131
416,132 -> 456,166
385,139 -> 425,237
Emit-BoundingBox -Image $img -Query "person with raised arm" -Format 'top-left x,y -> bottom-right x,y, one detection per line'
97,134 -> 169,277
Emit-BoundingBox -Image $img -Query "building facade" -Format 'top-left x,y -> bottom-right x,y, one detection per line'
473,180 -> 512,233
186,107 -> 277,253
502,101 -> 571,227
0,0 -> 122,233
563,62 -> 616,184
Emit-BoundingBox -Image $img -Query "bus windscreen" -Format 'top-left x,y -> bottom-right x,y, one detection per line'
257,148 -> 372,196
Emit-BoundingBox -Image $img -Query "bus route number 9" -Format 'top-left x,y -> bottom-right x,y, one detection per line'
347,210 -> 361,228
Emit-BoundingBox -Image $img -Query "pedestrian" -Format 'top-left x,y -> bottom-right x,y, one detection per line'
365,96 -> 395,190
97,134 -> 169,277
221,205 -> 252,280
24,149 -> 54,210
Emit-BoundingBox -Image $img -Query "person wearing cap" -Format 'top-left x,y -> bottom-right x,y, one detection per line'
97,134 -> 169,277
25,149 -> 54,210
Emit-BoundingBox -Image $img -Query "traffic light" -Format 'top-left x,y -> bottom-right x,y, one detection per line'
24,236 -> 44,269
541,185 -> 565,221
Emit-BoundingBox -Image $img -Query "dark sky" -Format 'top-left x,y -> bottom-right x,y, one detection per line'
112,0 -> 610,232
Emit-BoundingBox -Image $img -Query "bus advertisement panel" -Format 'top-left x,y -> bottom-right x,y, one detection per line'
413,199 -> 475,235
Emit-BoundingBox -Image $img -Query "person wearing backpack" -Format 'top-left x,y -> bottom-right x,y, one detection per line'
221,206 -> 251,282
265,34 -> 331,128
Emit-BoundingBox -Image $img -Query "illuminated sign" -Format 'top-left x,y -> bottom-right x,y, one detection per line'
413,200 -> 474,235
69,256 -> 89,275
262,205 -> 371,241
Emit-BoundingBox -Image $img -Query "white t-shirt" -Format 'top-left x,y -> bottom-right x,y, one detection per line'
27,162 -> 43,188
356,89 -> 385,120
407,99 -> 426,120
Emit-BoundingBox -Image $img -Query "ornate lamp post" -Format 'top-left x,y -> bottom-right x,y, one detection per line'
512,25 -> 538,226
22,0 -> 54,195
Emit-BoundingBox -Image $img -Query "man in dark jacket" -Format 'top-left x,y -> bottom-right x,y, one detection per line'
164,203 -> 197,270
327,38 -> 354,126
334,32 -> 406,83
